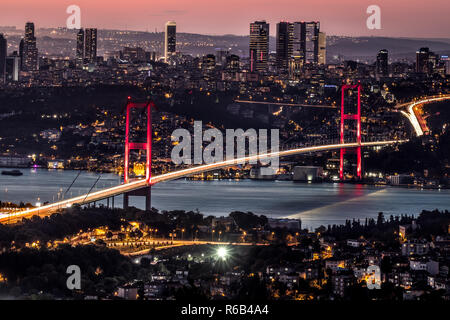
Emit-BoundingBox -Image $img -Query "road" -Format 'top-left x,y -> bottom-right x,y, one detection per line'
115,239 -> 267,256
234,100 -> 336,109
398,94 -> 450,137
0,140 -> 403,224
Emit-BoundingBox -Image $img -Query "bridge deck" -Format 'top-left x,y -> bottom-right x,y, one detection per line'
0,141 -> 403,224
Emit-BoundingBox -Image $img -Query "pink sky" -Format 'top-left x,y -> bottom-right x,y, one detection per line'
1,0 -> 449,38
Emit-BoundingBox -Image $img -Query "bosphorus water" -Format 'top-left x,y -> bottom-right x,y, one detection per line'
1,168 -> 450,229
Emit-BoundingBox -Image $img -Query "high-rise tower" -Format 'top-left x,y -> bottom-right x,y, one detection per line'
249,21 -> 269,72
22,22 -> 38,71
164,21 -> 176,62
76,29 -> 85,66
292,22 -> 320,65
276,22 -> 293,71
416,47 -> 430,74
84,28 -> 97,63
0,34 -> 6,83
376,49 -> 389,77
318,32 -> 326,65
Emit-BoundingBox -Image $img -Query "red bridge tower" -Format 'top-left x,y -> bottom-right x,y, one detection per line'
340,84 -> 362,180
123,98 -> 154,210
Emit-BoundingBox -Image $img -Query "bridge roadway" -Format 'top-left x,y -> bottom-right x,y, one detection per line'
0,140 -> 403,224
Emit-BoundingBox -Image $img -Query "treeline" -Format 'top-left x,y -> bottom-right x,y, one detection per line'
365,131 -> 450,177
0,207 -> 273,248
0,245 -> 136,299
321,210 -> 450,241
0,207 -> 125,246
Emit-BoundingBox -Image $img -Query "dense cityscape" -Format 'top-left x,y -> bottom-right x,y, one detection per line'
0,5 -> 450,309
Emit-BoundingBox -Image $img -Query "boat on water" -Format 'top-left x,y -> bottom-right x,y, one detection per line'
1,169 -> 23,176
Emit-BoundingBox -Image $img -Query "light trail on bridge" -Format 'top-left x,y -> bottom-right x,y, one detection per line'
0,140 -> 404,224
399,94 -> 450,137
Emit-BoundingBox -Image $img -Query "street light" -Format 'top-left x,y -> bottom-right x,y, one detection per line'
216,247 -> 228,261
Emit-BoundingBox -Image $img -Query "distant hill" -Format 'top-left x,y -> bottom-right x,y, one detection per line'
326,36 -> 450,62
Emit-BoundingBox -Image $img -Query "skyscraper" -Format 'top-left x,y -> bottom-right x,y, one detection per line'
76,29 -> 85,66
0,34 -> 6,83
84,28 -> 97,63
443,56 -> 450,76
6,52 -> 20,82
318,32 -> 326,65
276,22 -> 293,71
292,22 -> 320,65
304,22 -> 320,64
376,49 -> 389,77
226,54 -> 240,72
249,21 -> 269,72
164,21 -> 176,62
22,22 -> 38,71
416,47 -> 430,74
19,39 -> 24,70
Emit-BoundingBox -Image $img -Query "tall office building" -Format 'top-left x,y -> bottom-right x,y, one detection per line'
19,39 -> 24,70
215,49 -> 229,66
249,21 -> 269,72
276,22 -> 293,71
226,54 -> 240,72
0,34 -> 6,83
22,22 -> 38,71
76,29 -> 85,65
376,49 -> 389,77
84,28 -> 97,63
6,52 -> 20,82
164,21 -> 176,62
292,21 -> 320,64
443,56 -> 450,76
416,47 -> 430,74
304,22 -> 320,64
318,32 -> 326,65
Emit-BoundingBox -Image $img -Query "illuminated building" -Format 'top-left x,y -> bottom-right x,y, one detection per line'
416,47 -> 431,74
215,49 -> 229,66
84,28 -> 97,63
226,54 -> 240,72
249,21 -> 269,72
443,56 -> 450,75
288,55 -> 304,80
76,29 -> 84,66
122,47 -> 146,62
318,32 -> 326,65
164,21 -> 176,62
6,52 -> 20,82
376,49 -> 388,77
22,22 -> 38,71
0,34 -> 6,83
292,21 -> 320,65
201,54 -> 216,74
276,22 -> 293,71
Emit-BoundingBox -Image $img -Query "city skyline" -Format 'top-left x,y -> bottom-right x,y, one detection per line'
0,0 -> 449,38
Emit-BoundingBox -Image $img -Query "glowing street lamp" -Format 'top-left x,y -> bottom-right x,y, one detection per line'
216,247 -> 228,261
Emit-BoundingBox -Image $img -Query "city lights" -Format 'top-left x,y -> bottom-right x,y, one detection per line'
216,247 -> 228,260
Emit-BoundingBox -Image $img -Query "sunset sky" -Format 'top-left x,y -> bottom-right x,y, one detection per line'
1,0 -> 449,38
